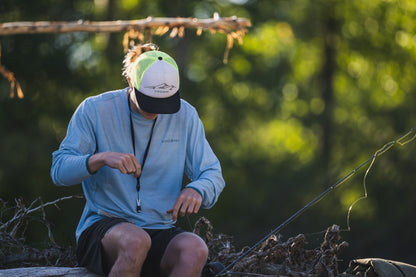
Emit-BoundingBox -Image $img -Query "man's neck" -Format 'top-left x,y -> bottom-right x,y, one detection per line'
128,91 -> 141,114
129,90 -> 158,120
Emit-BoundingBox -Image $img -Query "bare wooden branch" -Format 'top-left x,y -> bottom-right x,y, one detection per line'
0,196 -> 83,235
0,14 -> 251,97
0,16 -> 251,36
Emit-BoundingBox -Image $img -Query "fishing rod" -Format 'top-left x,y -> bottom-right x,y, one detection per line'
215,126 -> 416,277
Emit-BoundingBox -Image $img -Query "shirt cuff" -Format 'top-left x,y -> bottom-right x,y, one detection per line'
85,154 -> 94,175
185,185 -> 203,200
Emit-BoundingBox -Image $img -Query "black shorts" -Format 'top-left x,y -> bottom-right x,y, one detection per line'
76,217 -> 185,277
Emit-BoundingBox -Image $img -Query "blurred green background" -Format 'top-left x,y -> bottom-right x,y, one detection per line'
1,0 -> 416,272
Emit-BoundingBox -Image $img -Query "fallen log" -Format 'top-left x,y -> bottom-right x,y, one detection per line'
0,266 -> 99,277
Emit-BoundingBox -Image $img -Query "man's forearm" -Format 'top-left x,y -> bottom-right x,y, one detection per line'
87,152 -> 107,174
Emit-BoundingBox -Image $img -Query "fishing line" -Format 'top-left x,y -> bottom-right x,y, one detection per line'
215,126 -> 416,277
346,128 -> 416,231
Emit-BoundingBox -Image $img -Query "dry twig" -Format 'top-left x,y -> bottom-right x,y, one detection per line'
0,43 -> 23,99
0,196 -> 82,236
195,218 -> 348,277
0,196 -> 83,269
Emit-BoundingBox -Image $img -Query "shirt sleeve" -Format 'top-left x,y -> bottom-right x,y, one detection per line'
50,99 -> 97,186
184,108 -> 225,209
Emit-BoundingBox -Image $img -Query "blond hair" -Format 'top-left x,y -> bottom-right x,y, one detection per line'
122,43 -> 159,80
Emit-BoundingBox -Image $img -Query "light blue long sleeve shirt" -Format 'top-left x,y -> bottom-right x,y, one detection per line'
50,88 -> 225,241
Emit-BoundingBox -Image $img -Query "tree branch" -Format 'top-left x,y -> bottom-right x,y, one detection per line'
0,196 -> 83,235
0,15 -> 251,36
0,14 -> 251,97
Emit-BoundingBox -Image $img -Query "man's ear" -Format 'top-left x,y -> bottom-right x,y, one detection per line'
127,77 -> 133,88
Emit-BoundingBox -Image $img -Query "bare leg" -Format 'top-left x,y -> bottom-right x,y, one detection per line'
101,222 -> 151,277
160,232 -> 208,277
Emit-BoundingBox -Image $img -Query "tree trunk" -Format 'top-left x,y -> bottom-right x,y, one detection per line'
319,5 -> 337,182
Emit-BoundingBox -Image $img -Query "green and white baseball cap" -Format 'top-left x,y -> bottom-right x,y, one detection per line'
131,50 -> 180,114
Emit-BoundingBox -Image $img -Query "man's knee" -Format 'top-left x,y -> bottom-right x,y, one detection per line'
189,235 -> 209,262
165,232 -> 209,264
161,232 -> 208,276
102,223 -> 151,266
119,230 -> 152,260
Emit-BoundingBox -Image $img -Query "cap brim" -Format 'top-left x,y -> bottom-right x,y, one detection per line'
135,88 -> 180,114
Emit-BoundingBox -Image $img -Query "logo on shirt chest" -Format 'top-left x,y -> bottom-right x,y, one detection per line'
162,138 -> 179,143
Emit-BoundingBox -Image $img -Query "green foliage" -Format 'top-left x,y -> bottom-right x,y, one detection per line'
1,0 -> 416,270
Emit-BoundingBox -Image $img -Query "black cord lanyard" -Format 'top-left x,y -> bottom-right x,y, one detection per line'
127,92 -> 157,212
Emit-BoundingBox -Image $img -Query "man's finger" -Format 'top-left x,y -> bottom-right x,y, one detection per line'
185,199 -> 198,215
123,161 -> 134,173
167,196 -> 183,221
179,197 -> 192,217
124,155 -> 136,171
118,163 -> 128,174
132,159 -> 141,177
193,200 -> 201,214
124,154 -> 141,177
167,207 -> 179,221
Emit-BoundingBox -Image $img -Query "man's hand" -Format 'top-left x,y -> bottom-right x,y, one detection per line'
88,152 -> 141,178
167,188 -> 202,221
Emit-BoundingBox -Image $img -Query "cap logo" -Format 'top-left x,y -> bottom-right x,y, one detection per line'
145,83 -> 177,93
